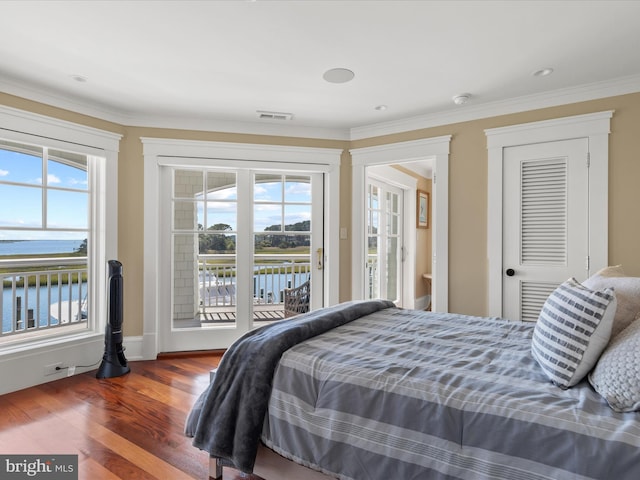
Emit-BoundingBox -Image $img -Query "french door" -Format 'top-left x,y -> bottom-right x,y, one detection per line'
365,178 -> 404,305
161,165 -> 324,352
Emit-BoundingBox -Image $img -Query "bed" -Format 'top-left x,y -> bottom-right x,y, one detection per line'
185,287 -> 640,480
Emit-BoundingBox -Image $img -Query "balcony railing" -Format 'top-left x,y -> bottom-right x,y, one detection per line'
1,257 -> 88,340
197,254 -> 311,321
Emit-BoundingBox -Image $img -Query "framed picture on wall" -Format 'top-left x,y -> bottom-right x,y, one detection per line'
417,190 -> 429,229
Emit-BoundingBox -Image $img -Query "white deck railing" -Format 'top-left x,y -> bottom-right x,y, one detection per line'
1,257 -> 88,339
198,254 -> 311,311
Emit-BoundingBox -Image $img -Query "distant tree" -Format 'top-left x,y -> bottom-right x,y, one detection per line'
199,224 -> 235,252
75,238 -> 88,254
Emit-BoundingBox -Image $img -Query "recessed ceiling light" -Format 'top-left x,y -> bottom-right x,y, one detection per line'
70,74 -> 88,83
532,67 -> 554,77
323,68 -> 355,84
452,93 -> 471,105
375,105 -> 388,111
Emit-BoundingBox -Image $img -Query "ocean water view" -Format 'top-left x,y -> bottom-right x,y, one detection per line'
1,240 -> 86,333
0,239 -> 84,256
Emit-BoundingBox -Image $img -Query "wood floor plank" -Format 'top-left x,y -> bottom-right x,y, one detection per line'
0,352 -> 224,479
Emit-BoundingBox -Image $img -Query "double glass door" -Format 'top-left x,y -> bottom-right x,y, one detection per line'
164,166 -> 324,351
366,178 -> 404,304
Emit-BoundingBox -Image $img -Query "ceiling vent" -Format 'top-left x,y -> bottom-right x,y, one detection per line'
257,110 -> 293,121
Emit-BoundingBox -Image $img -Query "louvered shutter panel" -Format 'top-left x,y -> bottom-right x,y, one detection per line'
519,157 -> 567,321
521,158 -> 567,265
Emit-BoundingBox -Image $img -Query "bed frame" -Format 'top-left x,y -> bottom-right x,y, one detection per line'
209,445 -> 332,480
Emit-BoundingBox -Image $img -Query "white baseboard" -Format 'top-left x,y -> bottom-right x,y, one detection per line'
414,295 -> 431,311
123,335 -> 144,361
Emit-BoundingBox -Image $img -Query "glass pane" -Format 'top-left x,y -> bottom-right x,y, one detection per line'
0,185 -> 42,228
284,205 -> 310,231
389,192 -> 399,214
284,175 -> 311,202
206,205 -> 237,231
370,211 -> 379,233
174,199 -> 199,231
0,142 -> 43,184
206,171 -> 236,200
174,170 -> 203,199
48,190 -> 88,229
390,212 -> 399,235
48,154 -> 88,190
199,230 -> 236,253
255,203 -> 281,232
386,237 -> 399,301
0,232 -> 86,257
255,174 -> 282,202
370,185 -> 379,210
367,234 -> 379,300
173,232 -> 237,329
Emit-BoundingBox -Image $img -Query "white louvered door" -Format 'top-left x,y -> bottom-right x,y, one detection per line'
502,138 -> 589,321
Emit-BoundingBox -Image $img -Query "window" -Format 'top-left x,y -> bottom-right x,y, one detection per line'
0,106 -> 120,397
0,139 -> 93,343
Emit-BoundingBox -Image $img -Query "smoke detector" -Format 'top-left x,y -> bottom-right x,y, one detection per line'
257,110 -> 293,121
452,93 -> 471,105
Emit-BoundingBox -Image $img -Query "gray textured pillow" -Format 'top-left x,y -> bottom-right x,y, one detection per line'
583,265 -> 640,338
531,277 -> 616,389
589,318 -> 640,412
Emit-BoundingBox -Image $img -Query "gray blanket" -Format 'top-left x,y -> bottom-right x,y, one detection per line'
184,299 -> 395,473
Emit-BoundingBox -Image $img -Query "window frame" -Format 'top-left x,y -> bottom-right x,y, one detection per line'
0,105 -> 121,394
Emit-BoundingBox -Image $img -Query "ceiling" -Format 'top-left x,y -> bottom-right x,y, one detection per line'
1,0 -> 640,140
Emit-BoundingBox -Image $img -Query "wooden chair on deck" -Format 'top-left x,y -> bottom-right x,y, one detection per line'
283,279 -> 310,318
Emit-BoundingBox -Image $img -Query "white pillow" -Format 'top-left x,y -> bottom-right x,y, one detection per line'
531,277 -> 616,389
583,265 -> 640,338
589,318 -> 640,412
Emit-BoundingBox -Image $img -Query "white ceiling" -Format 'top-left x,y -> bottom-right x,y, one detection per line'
1,0 -> 640,140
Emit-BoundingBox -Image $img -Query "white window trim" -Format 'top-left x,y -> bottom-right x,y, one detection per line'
485,110 -> 613,317
0,105 -> 121,395
350,135 -> 450,312
141,138 -> 342,359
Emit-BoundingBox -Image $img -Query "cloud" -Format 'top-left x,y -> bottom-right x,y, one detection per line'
0,169 -> 8,176
47,174 -> 61,184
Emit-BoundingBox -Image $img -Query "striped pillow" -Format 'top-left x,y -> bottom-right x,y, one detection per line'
531,277 -> 616,389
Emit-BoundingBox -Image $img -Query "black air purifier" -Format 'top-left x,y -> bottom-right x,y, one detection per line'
96,260 -> 131,379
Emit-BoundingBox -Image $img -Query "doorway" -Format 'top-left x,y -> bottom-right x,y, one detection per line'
365,173 -> 406,305
142,138 -> 341,357
350,136 -> 451,312
486,111 -> 612,319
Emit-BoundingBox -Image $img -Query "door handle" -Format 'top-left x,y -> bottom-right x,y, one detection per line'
506,268 -> 515,277
316,248 -> 324,270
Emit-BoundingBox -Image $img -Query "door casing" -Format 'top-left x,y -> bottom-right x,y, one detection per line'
350,136 -> 450,312
142,138 -> 342,358
486,111 -> 613,318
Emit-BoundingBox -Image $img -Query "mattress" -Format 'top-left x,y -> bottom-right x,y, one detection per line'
260,308 -> 640,480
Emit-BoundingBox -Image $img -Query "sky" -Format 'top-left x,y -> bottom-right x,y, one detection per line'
198,177 -> 312,233
1,145 -> 313,241
0,147 -> 88,241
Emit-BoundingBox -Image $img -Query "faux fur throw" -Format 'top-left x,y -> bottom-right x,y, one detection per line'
184,300 -> 395,473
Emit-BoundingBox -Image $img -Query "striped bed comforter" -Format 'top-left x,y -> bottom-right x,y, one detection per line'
261,307 -> 640,480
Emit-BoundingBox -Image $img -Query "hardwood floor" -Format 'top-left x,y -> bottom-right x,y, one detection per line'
0,352 -> 260,480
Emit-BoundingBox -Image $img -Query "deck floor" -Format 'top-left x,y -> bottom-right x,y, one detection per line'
175,304 -> 285,328
200,305 -> 285,323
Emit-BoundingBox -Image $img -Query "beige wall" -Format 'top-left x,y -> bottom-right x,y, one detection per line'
2,91 -> 640,339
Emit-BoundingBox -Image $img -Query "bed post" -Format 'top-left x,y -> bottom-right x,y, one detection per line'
209,457 -> 223,480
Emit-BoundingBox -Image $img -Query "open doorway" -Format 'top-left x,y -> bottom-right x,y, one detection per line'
350,136 -> 450,312
366,164 -> 431,309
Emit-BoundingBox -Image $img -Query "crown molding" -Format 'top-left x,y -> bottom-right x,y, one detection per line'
2,73 -> 639,143
0,77 -> 350,141
349,73 -> 640,140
